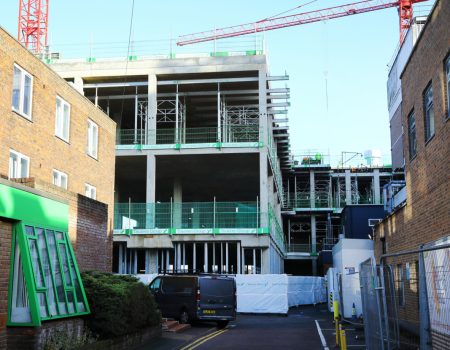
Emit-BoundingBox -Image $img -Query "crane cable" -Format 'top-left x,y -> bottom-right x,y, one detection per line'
258,0 -> 319,22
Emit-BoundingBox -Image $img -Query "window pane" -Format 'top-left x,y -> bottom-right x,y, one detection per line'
23,74 -> 32,116
60,175 -> 67,189
9,152 -> 17,178
63,104 -> 70,140
36,228 -> 57,316
67,243 -> 86,312
56,99 -> 62,136
59,243 -> 72,287
28,239 -> 45,288
53,171 -> 59,186
12,67 -> 21,110
10,237 -> 32,323
25,226 -> 34,235
46,230 -> 67,315
67,291 -> 76,314
37,292 -> 48,318
20,157 -> 28,178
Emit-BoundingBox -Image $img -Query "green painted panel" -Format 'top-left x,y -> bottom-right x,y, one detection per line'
0,183 -> 68,230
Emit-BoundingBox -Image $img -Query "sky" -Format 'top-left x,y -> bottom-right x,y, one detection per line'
0,0 -> 435,163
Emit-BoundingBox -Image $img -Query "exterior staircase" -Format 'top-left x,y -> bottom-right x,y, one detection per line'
162,318 -> 191,333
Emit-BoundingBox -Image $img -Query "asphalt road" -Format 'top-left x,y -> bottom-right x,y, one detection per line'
138,304 -> 367,350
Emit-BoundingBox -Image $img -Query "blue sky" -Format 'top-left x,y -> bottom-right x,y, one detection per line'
0,0 -> 435,162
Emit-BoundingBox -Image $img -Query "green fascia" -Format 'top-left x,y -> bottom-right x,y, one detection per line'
86,57 -> 96,63
258,227 -> 269,234
215,142 -> 222,149
169,228 -> 177,235
0,183 -> 68,231
212,228 -> 220,235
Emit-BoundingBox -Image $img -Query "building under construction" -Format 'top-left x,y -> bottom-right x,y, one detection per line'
51,52 -> 290,275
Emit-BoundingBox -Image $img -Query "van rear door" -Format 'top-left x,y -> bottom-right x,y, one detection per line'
198,277 -> 235,319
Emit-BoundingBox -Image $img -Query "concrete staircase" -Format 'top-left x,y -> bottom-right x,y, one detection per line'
162,318 -> 191,333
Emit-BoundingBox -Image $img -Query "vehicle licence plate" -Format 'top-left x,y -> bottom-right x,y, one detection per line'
203,309 -> 216,314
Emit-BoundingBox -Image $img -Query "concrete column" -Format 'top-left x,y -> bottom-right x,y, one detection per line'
173,178 -> 182,228
225,243 -> 229,274
262,247 -> 270,274
118,244 -> 123,274
237,243 -> 241,274
310,170 -> 315,208
147,250 -> 158,273
204,242 -> 208,273
73,77 -> 84,95
258,68 -> 269,228
312,259 -> 317,277
220,243 -> 223,273
311,215 -> 317,254
193,243 -> 196,272
253,249 -> 256,274
182,243 -> 186,271
213,243 -> 216,272
133,250 -> 138,274
146,154 -> 156,228
147,74 -> 157,144
345,170 -> 352,205
176,243 -> 181,272
145,250 -> 149,273
373,169 -> 381,204
166,250 -> 170,272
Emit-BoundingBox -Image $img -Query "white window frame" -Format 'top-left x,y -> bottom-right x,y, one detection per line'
446,56 -> 450,120
52,169 -> 68,189
12,64 -> 33,120
55,96 -> 71,142
87,119 -> 99,159
9,149 -> 30,179
84,183 -> 97,200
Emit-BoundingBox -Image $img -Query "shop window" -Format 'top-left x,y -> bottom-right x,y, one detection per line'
8,224 -> 89,326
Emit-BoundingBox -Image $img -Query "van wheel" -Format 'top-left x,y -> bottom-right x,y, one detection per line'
179,310 -> 189,324
216,320 -> 228,328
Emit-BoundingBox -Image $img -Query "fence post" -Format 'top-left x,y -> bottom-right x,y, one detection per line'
419,251 -> 432,350
379,262 -> 392,350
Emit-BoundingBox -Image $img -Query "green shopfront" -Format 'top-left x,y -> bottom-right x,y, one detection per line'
0,181 -> 89,327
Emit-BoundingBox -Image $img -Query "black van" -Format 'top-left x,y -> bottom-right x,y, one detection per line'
149,275 -> 236,328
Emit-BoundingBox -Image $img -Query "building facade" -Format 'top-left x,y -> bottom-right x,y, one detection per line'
51,52 -> 289,275
282,152 -> 391,275
375,0 -> 450,343
0,26 -> 116,347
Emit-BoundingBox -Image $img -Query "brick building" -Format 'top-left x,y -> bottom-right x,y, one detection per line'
0,26 -> 116,348
375,0 -> 449,344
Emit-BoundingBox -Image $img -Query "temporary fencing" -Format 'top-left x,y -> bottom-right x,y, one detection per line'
359,236 -> 450,350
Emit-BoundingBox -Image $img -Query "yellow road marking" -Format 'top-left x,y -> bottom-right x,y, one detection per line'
180,328 -> 228,350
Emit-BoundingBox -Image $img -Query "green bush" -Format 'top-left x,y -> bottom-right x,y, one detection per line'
81,271 -> 161,339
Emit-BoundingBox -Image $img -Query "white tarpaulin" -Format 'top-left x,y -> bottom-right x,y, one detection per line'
288,276 -> 327,307
134,274 -> 158,285
236,274 -> 289,314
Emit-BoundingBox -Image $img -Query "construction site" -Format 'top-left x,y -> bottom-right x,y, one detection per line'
0,0 -> 448,349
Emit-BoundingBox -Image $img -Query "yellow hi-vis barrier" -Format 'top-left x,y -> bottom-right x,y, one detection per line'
339,324 -> 347,350
334,300 -> 339,347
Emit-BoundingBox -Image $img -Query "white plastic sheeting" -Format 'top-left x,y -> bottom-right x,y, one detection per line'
236,274 -> 289,314
235,274 -> 326,314
134,274 -> 158,285
288,276 -> 326,307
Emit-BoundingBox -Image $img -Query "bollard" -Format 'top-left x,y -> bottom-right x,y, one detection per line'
333,300 -> 339,347
339,325 -> 347,350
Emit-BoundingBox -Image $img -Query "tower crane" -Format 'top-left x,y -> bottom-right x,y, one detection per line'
18,0 -> 49,55
177,0 -> 428,46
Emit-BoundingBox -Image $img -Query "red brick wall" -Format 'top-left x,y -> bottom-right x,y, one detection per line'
0,221 -> 12,350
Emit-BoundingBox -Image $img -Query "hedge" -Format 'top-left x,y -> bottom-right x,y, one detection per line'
81,271 -> 161,339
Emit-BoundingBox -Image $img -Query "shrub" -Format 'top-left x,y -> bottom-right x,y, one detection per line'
81,271 -> 161,339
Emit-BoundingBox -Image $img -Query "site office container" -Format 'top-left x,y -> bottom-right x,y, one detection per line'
149,275 -> 236,328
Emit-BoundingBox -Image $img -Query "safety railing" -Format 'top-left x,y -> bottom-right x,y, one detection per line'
283,192 -> 383,210
286,244 -> 311,253
114,201 -> 262,230
268,206 -> 286,254
116,125 -> 259,145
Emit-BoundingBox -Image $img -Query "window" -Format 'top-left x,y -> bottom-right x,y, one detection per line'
9,150 -> 29,179
87,119 -> 98,159
395,264 -> 405,307
55,96 -> 70,142
8,224 -> 89,325
84,183 -> 96,200
446,57 -> 450,119
52,169 -> 68,189
408,111 -> 417,159
423,84 -> 435,142
12,64 -> 33,119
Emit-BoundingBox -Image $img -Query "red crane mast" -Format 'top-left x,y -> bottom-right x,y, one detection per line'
18,0 -> 49,55
177,0 -> 428,46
